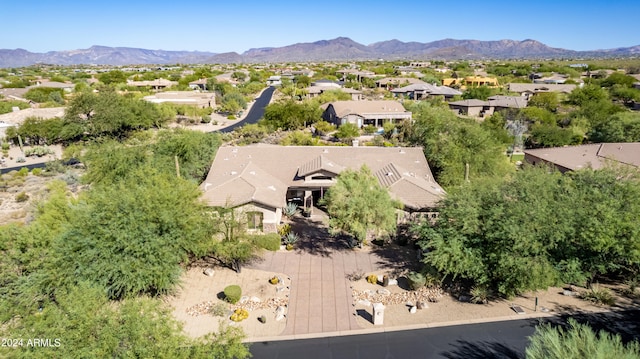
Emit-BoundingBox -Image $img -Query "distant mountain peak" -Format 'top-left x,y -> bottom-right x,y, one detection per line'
0,38 -> 638,67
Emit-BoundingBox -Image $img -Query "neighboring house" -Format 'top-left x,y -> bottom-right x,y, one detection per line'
188,78 -> 208,90
507,83 -> 577,100
143,91 -> 215,108
311,79 -> 344,88
524,143 -> 640,173
443,76 -> 499,88
29,81 -> 75,93
448,96 -> 527,117
448,99 -> 488,117
127,78 -> 177,90
336,69 -> 376,82
321,100 -> 412,128
200,144 -> 446,233
0,107 -> 65,137
375,77 -> 425,89
633,82 -> 640,90
305,86 -> 362,100
266,76 -> 282,86
391,83 -> 462,101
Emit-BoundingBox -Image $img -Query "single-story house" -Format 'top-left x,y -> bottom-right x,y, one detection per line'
200,144 -> 446,233
448,96 -> 528,117
443,76 -> 499,88
143,91 -> 215,108
321,100 -> 412,128
448,99 -> 489,117
188,78 -> 208,90
306,86 -> 362,100
524,142 -> 640,173
391,83 -> 462,101
127,78 -> 177,90
507,83 -> 577,100
29,80 -> 75,92
336,69 -> 376,82
266,76 -> 282,86
0,107 -> 65,137
376,77 -> 425,89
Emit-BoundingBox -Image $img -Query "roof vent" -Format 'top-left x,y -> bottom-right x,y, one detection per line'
230,171 -> 237,175
386,172 -> 393,176
249,171 -> 256,175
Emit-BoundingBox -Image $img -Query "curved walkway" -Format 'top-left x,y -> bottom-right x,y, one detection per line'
247,211 -> 418,336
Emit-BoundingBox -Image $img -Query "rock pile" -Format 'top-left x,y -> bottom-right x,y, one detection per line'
352,286 -> 443,306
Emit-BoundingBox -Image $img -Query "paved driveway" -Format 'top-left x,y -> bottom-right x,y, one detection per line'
247,211 -> 418,336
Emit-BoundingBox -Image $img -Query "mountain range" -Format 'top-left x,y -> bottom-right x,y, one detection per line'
1,37 -> 639,67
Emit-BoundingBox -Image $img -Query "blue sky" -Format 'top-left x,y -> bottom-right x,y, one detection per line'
3,0 -> 638,53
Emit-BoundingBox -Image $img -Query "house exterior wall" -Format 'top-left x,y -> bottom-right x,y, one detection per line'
235,203 -> 282,234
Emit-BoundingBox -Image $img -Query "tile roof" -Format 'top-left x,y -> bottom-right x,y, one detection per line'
524,143 -> 640,171
0,107 -> 65,126
201,144 -> 445,210
391,83 -> 462,96
326,100 -> 409,118
508,83 -> 577,94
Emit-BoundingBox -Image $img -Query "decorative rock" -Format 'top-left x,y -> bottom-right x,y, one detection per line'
276,286 -> 286,293
258,315 -> 266,323
387,279 -> 398,286
377,288 -> 391,296
275,306 -> 286,321
250,296 -> 261,303
358,299 -> 372,307
458,295 -> 471,303
382,275 -> 389,287
239,296 -> 249,304
203,268 -> 215,276
409,306 -> 417,314
562,290 -> 575,296
417,301 -> 427,309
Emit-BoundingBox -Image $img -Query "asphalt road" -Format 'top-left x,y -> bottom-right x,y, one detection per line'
218,86 -> 275,133
249,310 -> 640,359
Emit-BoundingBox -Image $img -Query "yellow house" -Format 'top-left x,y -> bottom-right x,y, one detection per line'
443,76 -> 499,89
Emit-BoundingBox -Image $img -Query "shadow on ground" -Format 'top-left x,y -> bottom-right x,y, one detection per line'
442,340 -> 523,359
289,214 -> 348,257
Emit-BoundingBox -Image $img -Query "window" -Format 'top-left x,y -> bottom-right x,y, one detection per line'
311,175 -> 332,180
246,211 -> 263,230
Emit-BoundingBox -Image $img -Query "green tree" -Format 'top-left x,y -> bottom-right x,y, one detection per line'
220,91 -> 247,114
98,70 -> 128,85
528,92 -> 559,112
526,319 -> 640,359
590,112 -> 640,143
334,122 -> 360,142
263,100 -> 321,130
321,166 -> 399,245
462,86 -> 493,100
49,166 -> 216,299
231,71 -> 247,82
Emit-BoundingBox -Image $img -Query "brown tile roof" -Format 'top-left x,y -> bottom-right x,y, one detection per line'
524,143 -> 640,171
326,100 -> 409,118
508,83 -> 576,94
201,144 -> 445,210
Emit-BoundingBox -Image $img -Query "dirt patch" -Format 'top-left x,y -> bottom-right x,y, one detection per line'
168,267 -> 290,339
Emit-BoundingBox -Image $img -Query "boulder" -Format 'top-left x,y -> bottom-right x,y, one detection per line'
203,268 -> 215,276
409,306 -> 417,314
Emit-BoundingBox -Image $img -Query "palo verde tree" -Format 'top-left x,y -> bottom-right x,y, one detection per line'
414,165 -> 640,297
321,165 -> 400,246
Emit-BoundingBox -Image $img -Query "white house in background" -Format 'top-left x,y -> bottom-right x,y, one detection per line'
321,100 -> 412,128
266,76 -> 282,86
200,144 -> 445,233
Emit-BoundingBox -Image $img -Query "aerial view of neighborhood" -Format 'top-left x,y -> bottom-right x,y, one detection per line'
1,1 -> 639,358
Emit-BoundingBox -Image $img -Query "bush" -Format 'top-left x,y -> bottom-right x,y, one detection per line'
17,167 -> 29,177
250,233 -> 281,251
24,146 -> 55,157
224,285 -> 242,304
362,125 -> 377,134
580,285 -> 616,306
208,302 -> 228,317
230,308 -> 249,322
470,285 -> 490,304
277,224 -> 291,237
31,168 -> 43,176
283,232 -> 299,245
367,274 -> 378,284
15,192 -> 29,202
406,272 -> 426,290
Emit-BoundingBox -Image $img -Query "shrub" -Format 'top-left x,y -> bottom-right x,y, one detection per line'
406,272 -> 426,290
230,308 -> 249,322
1,142 -> 9,151
470,285 -> 490,304
367,274 -> 378,284
277,223 -> 291,237
362,125 -> 377,134
250,233 -> 281,251
24,146 -> 55,157
581,285 -> 616,306
227,115 -> 236,120
15,192 -> 29,202
224,285 -> 242,304
16,167 -> 29,177
269,276 -> 280,285
283,232 -> 299,245
31,168 -> 43,176
283,202 -> 298,218
201,115 -> 212,124
209,302 -> 228,317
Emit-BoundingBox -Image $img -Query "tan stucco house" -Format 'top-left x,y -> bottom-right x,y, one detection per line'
321,100 -> 412,128
200,144 -> 445,233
